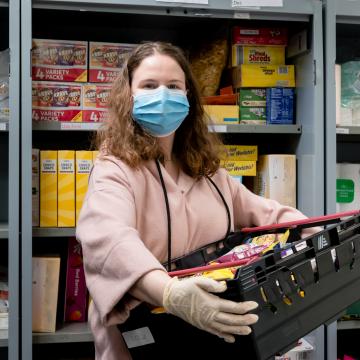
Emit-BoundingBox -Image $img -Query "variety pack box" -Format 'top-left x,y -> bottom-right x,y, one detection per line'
232,27 -> 288,46
231,45 -> 285,66
232,65 -> 295,88
240,107 -> 266,125
89,42 -> 137,83
75,151 -> 93,223
266,88 -> 295,124
40,151 -> 58,227
58,150 -> 75,227
223,145 -> 258,161
239,89 -> 266,107
32,256 -> 61,332
253,154 -> 296,208
221,160 -> 257,176
82,84 -> 111,122
32,149 -> 40,227
203,105 -> 239,124
64,237 -> 87,322
32,39 -> 87,82
32,82 -> 83,122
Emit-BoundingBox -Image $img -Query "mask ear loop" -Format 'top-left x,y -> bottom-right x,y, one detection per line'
155,159 -> 172,271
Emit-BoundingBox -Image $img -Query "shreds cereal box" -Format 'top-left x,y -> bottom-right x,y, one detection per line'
32,81 -> 83,122
82,84 -> 111,122
32,39 -> 88,82
89,42 -> 137,83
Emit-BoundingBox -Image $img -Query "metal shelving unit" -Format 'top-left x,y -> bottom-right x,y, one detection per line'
33,121 -> 302,134
0,0 -> 20,360
32,227 -> 76,237
324,0 -> 360,357
337,321 -> 360,331
20,0 -> 325,359
33,323 -> 92,344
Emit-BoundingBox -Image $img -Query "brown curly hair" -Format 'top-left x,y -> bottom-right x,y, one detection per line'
95,41 -> 223,178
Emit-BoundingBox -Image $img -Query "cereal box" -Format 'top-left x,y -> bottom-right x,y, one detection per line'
203,105 -> 239,124
232,65 -> 295,88
58,150 -> 75,227
221,160 -> 257,176
89,42 -> 137,83
75,151 -> 93,223
32,82 -> 82,122
82,84 -> 111,122
223,145 -> 258,161
40,151 -> 57,227
232,27 -> 288,46
32,39 -> 87,82
64,237 -> 87,322
232,45 -> 285,66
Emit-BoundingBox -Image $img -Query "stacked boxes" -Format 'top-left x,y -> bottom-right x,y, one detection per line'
221,145 -> 258,183
37,150 -> 96,228
230,27 -> 295,125
253,154 -> 297,207
32,39 -> 137,123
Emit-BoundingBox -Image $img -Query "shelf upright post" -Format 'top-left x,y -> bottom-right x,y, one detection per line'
21,0 -> 33,359
8,0 -> 21,359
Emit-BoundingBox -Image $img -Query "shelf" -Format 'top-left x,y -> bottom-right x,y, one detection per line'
0,223 -> 8,239
33,227 -> 75,237
33,121 -> 302,134
0,122 -> 8,132
337,320 -> 360,330
209,124 -> 301,134
33,322 -> 93,344
0,1 -> 8,8
0,329 -> 8,347
33,122 -> 101,131
32,0 -> 313,21
336,126 -> 360,135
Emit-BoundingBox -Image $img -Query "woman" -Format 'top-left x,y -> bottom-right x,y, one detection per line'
76,41 -> 315,360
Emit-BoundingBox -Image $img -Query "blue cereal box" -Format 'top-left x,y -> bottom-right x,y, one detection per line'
266,88 -> 294,124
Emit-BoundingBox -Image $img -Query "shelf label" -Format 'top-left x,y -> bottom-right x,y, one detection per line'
60,122 -> 100,131
156,0 -> 208,4
232,0 -> 282,7
0,122 -> 7,131
336,127 -> 350,134
208,125 -> 227,133
233,12 -> 251,19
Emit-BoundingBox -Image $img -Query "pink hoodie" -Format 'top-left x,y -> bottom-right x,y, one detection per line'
76,154 -> 314,359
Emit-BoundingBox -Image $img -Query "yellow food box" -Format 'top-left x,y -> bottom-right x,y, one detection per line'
223,145 -> 258,161
58,150 -> 75,227
232,45 -> 285,66
40,151 -> 58,227
203,105 -> 239,124
232,64 -> 295,88
92,150 -> 99,163
76,151 -> 93,224
221,160 -> 257,176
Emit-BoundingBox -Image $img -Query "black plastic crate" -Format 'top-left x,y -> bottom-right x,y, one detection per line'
119,214 -> 360,360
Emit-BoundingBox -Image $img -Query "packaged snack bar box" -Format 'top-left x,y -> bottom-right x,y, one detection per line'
32,39 -> 87,82
232,27 -> 288,46
82,84 -> 111,122
32,81 -> 82,122
89,42 -> 137,83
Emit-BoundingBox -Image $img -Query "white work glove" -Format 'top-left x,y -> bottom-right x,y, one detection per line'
163,276 -> 259,343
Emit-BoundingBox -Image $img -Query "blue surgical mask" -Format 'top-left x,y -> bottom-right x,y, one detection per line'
132,86 -> 190,137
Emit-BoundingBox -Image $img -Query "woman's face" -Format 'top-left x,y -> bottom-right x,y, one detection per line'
131,52 -> 186,96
